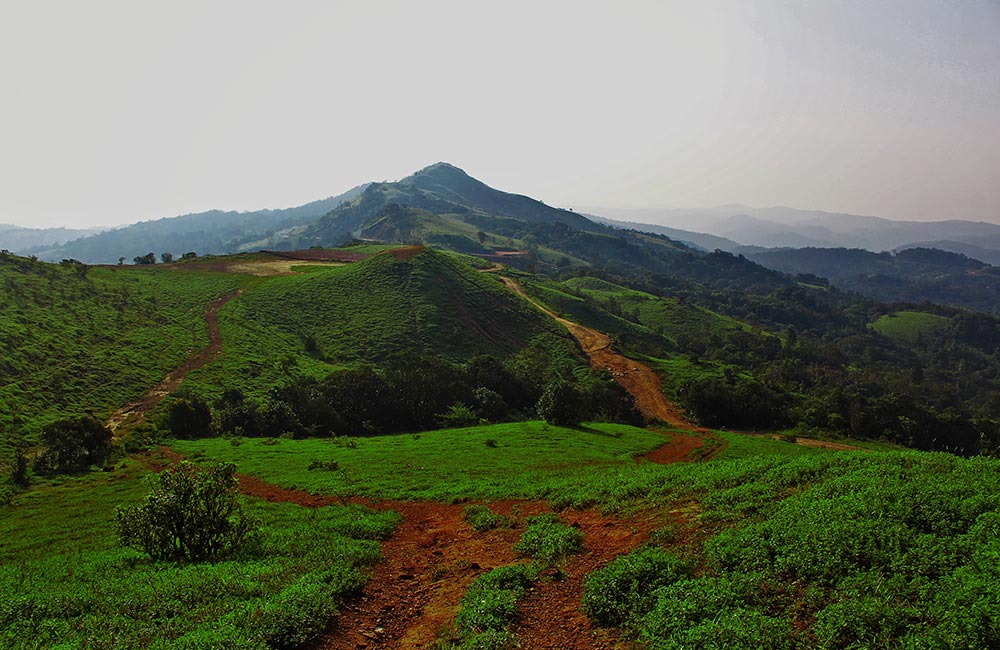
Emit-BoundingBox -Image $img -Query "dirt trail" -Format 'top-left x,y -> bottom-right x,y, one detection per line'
317,502 -> 661,650
497,276 -> 702,431
106,290 -> 240,434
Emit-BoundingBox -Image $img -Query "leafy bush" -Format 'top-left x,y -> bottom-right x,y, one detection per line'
33,415 -> 112,474
116,461 -> 257,562
513,513 -> 583,565
582,546 -> 693,627
463,505 -> 511,532
166,396 -> 214,439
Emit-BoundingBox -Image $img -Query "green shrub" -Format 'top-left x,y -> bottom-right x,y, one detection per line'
455,564 -> 536,637
513,513 -> 583,565
116,461 -> 257,562
33,415 -> 112,474
535,380 -> 584,426
582,546 -> 693,627
463,505 -> 511,532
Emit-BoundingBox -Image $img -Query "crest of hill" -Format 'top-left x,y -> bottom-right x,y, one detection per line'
300,162 -> 592,246
208,248 -> 564,375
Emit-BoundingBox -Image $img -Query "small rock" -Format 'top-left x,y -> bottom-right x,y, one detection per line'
397,573 -> 415,581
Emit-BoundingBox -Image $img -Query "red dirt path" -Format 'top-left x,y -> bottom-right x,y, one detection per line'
106,289 -> 240,434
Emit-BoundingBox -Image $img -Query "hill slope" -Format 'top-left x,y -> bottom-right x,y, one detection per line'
29,185 -> 369,264
183,248 -> 571,399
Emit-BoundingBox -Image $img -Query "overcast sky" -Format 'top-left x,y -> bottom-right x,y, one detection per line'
1,0 -> 998,228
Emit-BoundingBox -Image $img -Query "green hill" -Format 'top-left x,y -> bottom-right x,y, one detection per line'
870,310 -> 952,342
0,254 -> 244,447
183,248 -> 569,399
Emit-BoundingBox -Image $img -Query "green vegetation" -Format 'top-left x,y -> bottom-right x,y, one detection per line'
452,563 -> 537,649
870,310 -> 952,342
0,463 -> 400,649
463,504 -> 513,532
184,250 -> 560,400
116,461 -> 256,562
172,421 -> 666,501
513,513 -> 584,565
574,451 -> 1000,648
582,546 -> 693,627
0,256 -> 244,448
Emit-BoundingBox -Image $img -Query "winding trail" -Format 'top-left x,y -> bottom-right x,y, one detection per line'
107,289 -> 240,434
497,275 -> 703,431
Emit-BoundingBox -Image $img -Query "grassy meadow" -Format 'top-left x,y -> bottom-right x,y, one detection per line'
870,310 -> 952,342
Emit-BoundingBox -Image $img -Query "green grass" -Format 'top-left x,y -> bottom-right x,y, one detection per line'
0,256 -> 245,447
711,431 -> 830,461
185,249 -> 562,400
0,461 -> 399,649
172,421 -> 669,501
870,310 -> 951,342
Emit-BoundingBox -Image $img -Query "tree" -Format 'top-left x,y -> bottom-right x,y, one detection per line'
133,253 -> 156,265
116,461 -> 256,562
181,251 -> 198,260
34,415 -> 112,474
166,397 -> 213,439
536,380 -> 584,426
161,252 -> 174,264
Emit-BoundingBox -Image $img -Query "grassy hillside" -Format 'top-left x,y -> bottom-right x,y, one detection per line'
0,255 -> 244,447
870,310 -> 952,342
184,249 -> 567,400
0,460 -> 398,649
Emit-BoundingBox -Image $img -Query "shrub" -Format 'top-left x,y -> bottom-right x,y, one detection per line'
166,397 -> 214,439
116,461 -> 257,562
455,564 -> 536,637
513,513 -> 583,565
463,505 -> 511,532
307,459 -> 339,471
440,402 -> 478,428
582,546 -> 693,627
33,415 -> 113,474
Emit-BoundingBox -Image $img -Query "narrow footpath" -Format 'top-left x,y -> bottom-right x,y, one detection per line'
107,289 -> 240,434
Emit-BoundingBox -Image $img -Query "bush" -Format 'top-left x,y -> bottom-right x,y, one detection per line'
513,513 -> 584,565
33,415 -> 112,474
455,564 -> 536,637
116,461 -> 257,562
463,505 -> 511,532
166,397 -> 214,439
582,546 -> 693,627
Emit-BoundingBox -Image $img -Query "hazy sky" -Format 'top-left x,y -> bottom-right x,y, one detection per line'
1,0 -> 998,228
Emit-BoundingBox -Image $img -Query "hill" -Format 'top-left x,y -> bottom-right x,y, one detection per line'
177,248 -> 574,401
743,246 -> 1000,314
27,184 -> 369,264
588,204 -> 1000,255
0,253 -> 245,447
0,224 -> 104,252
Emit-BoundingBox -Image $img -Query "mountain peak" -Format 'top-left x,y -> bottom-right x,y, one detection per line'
407,162 -> 472,182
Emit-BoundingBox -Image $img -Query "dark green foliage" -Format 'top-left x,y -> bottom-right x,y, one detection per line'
513,513 -> 584,565
463,505 -> 511,532
166,396 -> 213,439
116,462 -> 256,562
536,381 -> 584,426
681,376 -> 789,429
582,546 -> 693,627
33,415 -> 112,474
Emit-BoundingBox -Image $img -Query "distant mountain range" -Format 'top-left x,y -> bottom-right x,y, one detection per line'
0,224 -> 104,252
588,205 -> 1000,261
